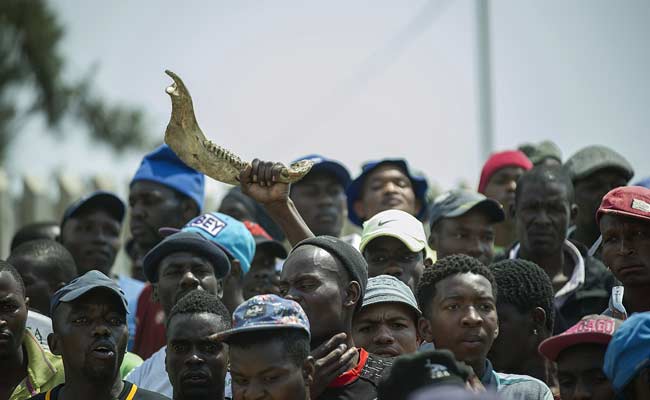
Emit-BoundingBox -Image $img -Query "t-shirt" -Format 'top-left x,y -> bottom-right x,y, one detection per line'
318,348 -> 392,400
480,359 -> 553,400
27,381 -> 169,400
117,275 -> 146,352
26,310 -> 53,352
132,284 -> 166,360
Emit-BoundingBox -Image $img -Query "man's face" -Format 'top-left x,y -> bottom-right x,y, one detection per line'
574,169 -> 628,234
218,197 -> 256,223
166,312 -> 229,399
0,271 -> 28,359
156,252 -> 221,316
50,289 -> 128,382
352,302 -> 419,357
483,167 -> 526,218
364,236 -> 424,292
129,180 -> 188,250
515,181 -> 572,256
279,246 -> 349,347
291,171 -> 346,237
355,164 -> 419,222
488,303 -> 534,373
9,255 -> 66,317
243,247 -> 280,300
231,338 -> 311,400
60,209 -> 121,276
420,273 -> 498,373
556,344 -> 614,400
600,214 -> 650,287
430,210 -> 496,265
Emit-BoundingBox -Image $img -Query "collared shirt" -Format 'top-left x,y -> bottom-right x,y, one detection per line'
10,331 -> 64,400
480,359 -> 553,400
509,240 -> 585,308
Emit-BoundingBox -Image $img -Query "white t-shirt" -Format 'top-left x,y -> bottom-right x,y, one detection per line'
26,310 -> 53,351
126,345 -> 233,398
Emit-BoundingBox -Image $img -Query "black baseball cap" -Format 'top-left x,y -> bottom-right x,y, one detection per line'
50,270 -> 129,316
429,189 -> 505,228
61,191 -> 126,227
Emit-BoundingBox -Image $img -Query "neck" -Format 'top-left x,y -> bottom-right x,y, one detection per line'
0,344 -> 27,395
518,355 -> 547,383
572,224 -> 600,248
519,245 -> 567,278
472,358 -> 487,378
495,220 -> 516,248
624,288 -> 650,314
174,389 -> 224,400
222,285 -> 244,314
60,374 -> 124,400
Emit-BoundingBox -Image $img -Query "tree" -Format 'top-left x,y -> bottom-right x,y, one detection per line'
0,0 -> 152,163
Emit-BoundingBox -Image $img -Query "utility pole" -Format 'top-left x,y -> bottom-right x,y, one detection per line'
475,0 -> 494,162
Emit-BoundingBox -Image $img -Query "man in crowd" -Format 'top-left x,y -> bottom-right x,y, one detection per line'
29,270 -> 165,400
290,154 -> 351,238
564,145 -> 634,254
518,140 -> 562,167
352,275 -> 421,357
10,222 -> 60,252
416,254 -> 553,399
603,313 -> 650,400
504,165 -> 615,326
218,294 -> 315,400
218,187 -> 285,242
597,185 -> 650,314
428,189 -> 505,265
347,158 -> 428,227
165,290 -> 231,400
478,150 -> 533,249
488,259 -> 556,385
359,209 -> 431,292
242,221 -> 287,300
129,144 -> 205,359
539,315 -> 620,400
126,230 -> 231,398
0,261 -> 64,400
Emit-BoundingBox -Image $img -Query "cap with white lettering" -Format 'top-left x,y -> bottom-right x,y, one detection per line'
596,186 -> 650,224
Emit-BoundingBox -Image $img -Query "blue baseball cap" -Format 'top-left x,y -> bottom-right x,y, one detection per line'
604,312 -> 650,396
50,270 -> 129,316
215,294 -> 310,342
346,158 -> 429,226
61,191 -> 125,228
291,154 -> 351,188
131,144 -> 205,211
161,212 -> 256,276
143,231 -> 231,283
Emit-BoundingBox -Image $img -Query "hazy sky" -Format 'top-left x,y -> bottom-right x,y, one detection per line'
9,0 -> 650,199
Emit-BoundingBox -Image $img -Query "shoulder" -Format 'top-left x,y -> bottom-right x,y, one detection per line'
495,372 -> 553,400
126,346 -> 166,382
133,386 -> 171,399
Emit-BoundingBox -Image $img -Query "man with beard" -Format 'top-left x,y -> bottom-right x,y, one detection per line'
165,290 -> 231,400
28,270 -> 166,400
126,231 -> 231,398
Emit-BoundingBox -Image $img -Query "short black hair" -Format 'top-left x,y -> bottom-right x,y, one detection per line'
10,222 -> 59,251
0,260 -> 26,297
9,239 -> 77,282
228,329 -> 310,368
490,259 -> 555,332
416,254 -> 496,318
166,290 -> 231,329
515,165 -> 575,204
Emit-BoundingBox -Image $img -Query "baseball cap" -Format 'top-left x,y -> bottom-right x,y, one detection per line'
216,294 -> 310,342
50,270 -> 129,316
291,154 -> 351,188
143,231 -> 231,283
478,150 -> 533,194
429,189 -> 505,228
596,186 -> 650,224
244,221 -> 287,259
518,140 -> 562,166
538,314 -> 621,362
61,191 -> 125,227
131,144 -> 205,211
377,349 -> 472,400
363,275 -> 421,317
359,209 -> 427,254
161,212 -> 256,275
604,312 -> 650,396
564,145 -> 634,183
346,158 -> 429,226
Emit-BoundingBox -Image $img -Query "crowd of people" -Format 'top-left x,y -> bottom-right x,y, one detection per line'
1,140 -> 649,400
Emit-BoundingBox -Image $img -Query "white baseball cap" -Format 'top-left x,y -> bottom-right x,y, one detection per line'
359,209 -> 427,253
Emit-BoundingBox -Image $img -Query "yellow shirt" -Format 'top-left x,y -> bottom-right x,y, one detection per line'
10,330 -> 65,400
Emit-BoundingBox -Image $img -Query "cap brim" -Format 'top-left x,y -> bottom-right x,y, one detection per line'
215,323 -> 310,343
58,285 -> 129,315
255,238 -> 288,259
538,332 -> 612,361
63,192 -> 126,226
359,229 -> 426,253
597,208 -> 650,225
362,297 -> 422,317
309,161 -> 352,188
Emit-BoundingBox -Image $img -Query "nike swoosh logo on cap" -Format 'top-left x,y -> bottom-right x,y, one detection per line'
377,220 -> 395,226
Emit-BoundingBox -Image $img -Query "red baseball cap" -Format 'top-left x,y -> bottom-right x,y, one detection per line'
539,315 -> 622,361
478,150 -> 533,194
596,186 -> 650,224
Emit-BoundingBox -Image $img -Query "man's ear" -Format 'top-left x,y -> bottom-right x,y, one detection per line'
531,307 -> 547,334
344,281 -> 361,309
353,200 -> 366,222
48,333 -> 62,356
569,203 -> 579,227
216,279 -> 224,299
152,284 -> 160,302
227,260 -> 243,284
414,198 -> 423,217
181,198 -> 199,223
428,229 -> 438,251
417,316 -> 434,343
303,356 -> 316,386
508,203 -> 516,220
24,296 -> 30,309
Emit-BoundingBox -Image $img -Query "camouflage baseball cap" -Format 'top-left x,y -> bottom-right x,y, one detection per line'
215,294 -> 310,342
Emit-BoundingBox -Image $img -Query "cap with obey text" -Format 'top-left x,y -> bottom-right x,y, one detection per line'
360,209 -> 427,254
596,186 -> 650,224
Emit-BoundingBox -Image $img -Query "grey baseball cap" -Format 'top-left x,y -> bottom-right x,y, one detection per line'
564,145 -> 634,182
429,189 -> 505,228
50,270 -> 129,316
362,275 -> 421,317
